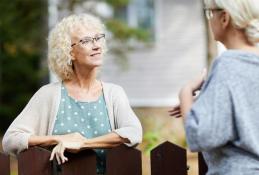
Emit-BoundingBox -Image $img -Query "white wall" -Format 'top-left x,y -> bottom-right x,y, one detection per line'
100,0 -> 207,107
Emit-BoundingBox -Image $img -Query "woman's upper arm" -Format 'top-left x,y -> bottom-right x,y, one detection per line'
112,86 -> 143,147
185,70 -> 235,152
2,86 -> 47,155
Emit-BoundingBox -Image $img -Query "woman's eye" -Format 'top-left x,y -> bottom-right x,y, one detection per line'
96,37 -> 101,41
81,40 -> 91,44
96,36 -> 104,41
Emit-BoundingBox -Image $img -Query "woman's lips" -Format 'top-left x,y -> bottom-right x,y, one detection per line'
90,53 -> 101,56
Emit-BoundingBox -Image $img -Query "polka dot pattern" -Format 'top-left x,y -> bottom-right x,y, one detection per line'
52,84 -> 111,174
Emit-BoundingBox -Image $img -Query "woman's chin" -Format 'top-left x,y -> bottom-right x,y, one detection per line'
91,60 -> 103,67
82,55 -> 103,67
90,54 -> 102,61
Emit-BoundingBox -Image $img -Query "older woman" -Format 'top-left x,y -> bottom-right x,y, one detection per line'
170,0 -> 259,174
2,14 -> 142,174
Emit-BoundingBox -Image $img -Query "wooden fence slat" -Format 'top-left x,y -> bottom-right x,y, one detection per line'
0,152 -> 10,175
106,145 -> 142,175
18,147 -> 52,175
18,147 -> 96,175
151,141 -> 187,175
59,150 -> 96,175
15,143 -> 207,175
198,152 -> 208,175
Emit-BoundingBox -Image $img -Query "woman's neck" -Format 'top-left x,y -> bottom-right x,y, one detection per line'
222,29 -> 259,54
67,67 -> 99,90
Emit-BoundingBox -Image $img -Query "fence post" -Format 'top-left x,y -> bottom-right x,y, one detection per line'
18,146 -> 96,175
0,152 -> 10,175
198,152 -> 208,175
151,141 -> 187,175
106,145 -> 142,175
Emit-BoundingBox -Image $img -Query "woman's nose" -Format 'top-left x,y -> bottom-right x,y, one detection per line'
92,44 -> 100,50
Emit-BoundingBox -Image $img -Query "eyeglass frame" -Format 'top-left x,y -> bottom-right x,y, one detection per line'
71,33 -> 105,47
203,8 -> 224,20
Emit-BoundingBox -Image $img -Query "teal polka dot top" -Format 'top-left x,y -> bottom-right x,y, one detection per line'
52,83 -> 112,174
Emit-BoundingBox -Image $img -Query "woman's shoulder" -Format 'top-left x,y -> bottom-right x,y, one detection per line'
212,51 -> 233,68
215,49 -> 259,66
212,49 -> 259,77
102,81 -> 127,100
102,82 -> 124,92
33,82 -> 61,98
39,82 -> 61,91
208,50 -> 252,85
41,81 -> 61,89
210,50 -> 241,75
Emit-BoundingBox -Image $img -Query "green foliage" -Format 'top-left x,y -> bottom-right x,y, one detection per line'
106,19 -> 150,42
143,131 -> 160,155
0,0 -> 48,133
105,0 -> 130,9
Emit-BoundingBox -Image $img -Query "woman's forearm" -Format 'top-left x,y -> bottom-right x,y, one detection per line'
29,132 -> 129,149
28,135 -> 59,147
179,69 -> 207,120
82,132 -> 129,149
179,86 -> 195,121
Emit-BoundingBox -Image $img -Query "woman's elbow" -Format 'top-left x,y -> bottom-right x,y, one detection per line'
2,135 -> 17,155
124,126 -> 143,147
189,136 -> 224,152
2,132 -> 30,156
136,128 -> 143,144
130,126 -> 143,146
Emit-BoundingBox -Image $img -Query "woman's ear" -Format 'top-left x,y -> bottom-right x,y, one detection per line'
70,50 -> 75,59
220,11 -> 231,29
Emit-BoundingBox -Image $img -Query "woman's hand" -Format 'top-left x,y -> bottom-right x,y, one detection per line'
169,69 -> 207,118
49,132 -> 86,164
168,104 -> 181,118
186,68 -> 207,93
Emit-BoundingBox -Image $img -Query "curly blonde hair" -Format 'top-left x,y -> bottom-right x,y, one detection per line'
48,13 -> 106,80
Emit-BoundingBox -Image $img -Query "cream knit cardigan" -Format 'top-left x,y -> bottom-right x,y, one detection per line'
2,82 -> 142,155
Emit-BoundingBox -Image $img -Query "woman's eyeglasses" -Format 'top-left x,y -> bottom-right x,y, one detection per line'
204,8 -> 223,20
71,34 -> 105,47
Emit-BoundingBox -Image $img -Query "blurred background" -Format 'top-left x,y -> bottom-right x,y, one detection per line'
0,0 -> 223,174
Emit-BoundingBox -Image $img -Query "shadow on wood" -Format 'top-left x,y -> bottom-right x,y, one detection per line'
0,152 -> 10,175
106,145 -> 142,175
151,141 -> 187,175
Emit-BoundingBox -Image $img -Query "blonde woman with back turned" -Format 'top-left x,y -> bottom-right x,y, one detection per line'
169,0 -> 259,174
2,13 -> 142,175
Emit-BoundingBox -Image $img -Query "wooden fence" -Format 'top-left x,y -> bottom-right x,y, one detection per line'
0,141 -> 207,175
0,151 -> 10,175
